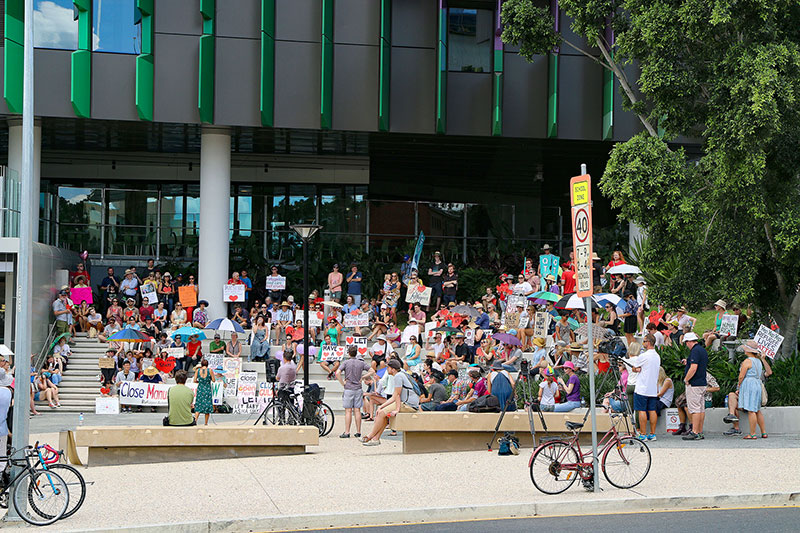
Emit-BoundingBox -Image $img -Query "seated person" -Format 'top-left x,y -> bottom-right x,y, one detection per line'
164,370 -> 195,426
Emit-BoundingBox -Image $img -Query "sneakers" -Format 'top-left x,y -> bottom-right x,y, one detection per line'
723,427 -> 742,436
723,414 -> 739,424
647,434 -> 657,441
682,431 -> 704,440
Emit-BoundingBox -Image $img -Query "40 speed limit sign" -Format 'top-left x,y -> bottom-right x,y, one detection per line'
570,174 -> 593,297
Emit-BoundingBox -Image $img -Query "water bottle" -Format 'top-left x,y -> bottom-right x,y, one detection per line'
78,413 -> 84,426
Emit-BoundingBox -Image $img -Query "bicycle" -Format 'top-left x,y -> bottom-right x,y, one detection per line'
528,413 -> 651,494
258,382 -> 335,437
0,445 -> 69,526
34,444 -> 87,519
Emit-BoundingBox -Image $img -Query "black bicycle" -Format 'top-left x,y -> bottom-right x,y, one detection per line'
0,445 -> 70,526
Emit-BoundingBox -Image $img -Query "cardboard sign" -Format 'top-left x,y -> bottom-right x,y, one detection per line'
719,314 -> 738,337
754,325 -> 783,359
140,283 -> 158,305
405,285 -> 432,306
343,313 -> 369,328
223,284 -> 246,303
533,312 -> 550,338
71,287 -> 93,305
345,336 -> 369,357
165,347 -> 185,360
295,310 -> 324,328
178,286 -> 197,308
665,408 -> 679,433
265,276 -> 286,291
506,294 -> 527,311
98,357 -> 115,369
321,345 -> 347,361
95,397 -> 119,414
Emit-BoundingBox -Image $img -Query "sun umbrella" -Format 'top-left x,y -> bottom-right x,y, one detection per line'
491,332 -> 522,346
171,326 -> 207,340
432,326 -> 460,334
607,264 -> 641,275
555,293 -> 601,310
451,305 -> 480,318
205,317 -> 245,333
530,291 -> 561,303
108,328 -> 152,342
322,301 -> 343,308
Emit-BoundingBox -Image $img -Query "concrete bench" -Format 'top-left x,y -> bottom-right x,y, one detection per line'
389,410 -> 614,454
59,424 -> 319,466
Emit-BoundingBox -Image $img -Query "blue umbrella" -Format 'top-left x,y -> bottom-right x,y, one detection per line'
205,317 -> 245,333
171,326 -> 206,340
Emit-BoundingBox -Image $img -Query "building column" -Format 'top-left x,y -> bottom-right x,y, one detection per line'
7,118 -> 41,240
198,126 -> 231,321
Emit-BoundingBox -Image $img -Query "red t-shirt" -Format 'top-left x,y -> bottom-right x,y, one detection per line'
562,270 -> 576,294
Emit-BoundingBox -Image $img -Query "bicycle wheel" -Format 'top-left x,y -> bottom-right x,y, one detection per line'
602,436 -> 652,489
317,402 -> 335,437
529,441 -> 580,495
42,464 -> 86,518
12,469 -> 69,526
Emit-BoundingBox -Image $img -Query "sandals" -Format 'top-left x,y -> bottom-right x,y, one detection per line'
743,434 -> 758,440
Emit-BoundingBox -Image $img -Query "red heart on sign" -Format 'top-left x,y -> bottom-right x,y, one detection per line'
317,311 -> 324,320
358,347 -> 368,355
416,285 -> 426,293
229,295 -> 238,301
155,357 -> 176,374
345,336 -> 354,344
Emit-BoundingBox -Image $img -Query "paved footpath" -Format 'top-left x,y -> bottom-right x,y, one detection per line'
2,413 -> 798,532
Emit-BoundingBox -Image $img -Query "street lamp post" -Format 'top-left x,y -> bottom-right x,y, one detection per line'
290,224 -> 322,387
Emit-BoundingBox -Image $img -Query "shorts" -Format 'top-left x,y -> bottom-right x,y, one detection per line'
342,389 -> 363,409
633,393 -> 659,412
685,384 -> 706,414
623,316 -> 638,334
330,291 -> 342,301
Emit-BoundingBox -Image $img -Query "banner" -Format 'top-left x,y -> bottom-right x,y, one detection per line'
321,345 -> 347,362
265,276 -> 286,291
165,347 -> 185,359
116,380 -> 223,406
405,285 -> 432,306
95,397 -> 119,414
538,255 -> 560,291
409,231 -> 426,275
71,287 -> 93,305
222,357 -> 242,397
295,310 -> 323,328
223,284 -> 246,303
178,286 -> 197,308
754,325 -> 783,359
343,313 -> 369,328
140,283 -> 158,305
533,312 -> 550,338
719,314 -> 738,337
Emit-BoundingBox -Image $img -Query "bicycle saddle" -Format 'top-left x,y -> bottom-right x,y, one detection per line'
565,421 -> 584,431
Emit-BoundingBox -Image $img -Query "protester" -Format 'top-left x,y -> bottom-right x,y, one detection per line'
626,334 -> 661,441
337,346 -> 370,439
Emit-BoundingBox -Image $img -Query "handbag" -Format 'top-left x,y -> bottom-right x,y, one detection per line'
761,381 -> 768,407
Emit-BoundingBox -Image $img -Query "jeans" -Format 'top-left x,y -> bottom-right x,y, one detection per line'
553,400 -> 581,412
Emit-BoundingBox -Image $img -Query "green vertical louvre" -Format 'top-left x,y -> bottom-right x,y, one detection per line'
198,0 -> 215,124
492,49 -> 503,136
260,0 -> 275,127
378,0 -> 391,132
3,0 -> 23,113
602,66 -> 614,140
547,52 -> 558,138
71,0 -> 92,118
320,0 -> 333,129
435,4 -> 447,134
135,0 -> 154,121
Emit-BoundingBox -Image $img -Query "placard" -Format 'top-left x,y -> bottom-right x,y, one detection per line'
506,294 -> 527,311
343,312 -> 369,328
295,310 -> 324,328
754,325 -> 783,359
222,357 -> 242,397
140,283 -> 158,305
95,397 -> 119,414
533,312 -> 550,338
98,357 -> 115,369
321,345 -> 347,362
401,325 -> 420,344
719,314 -> 738,337
178,286 -> 197,308
165,347 -> 185,359
265,276 -> 286,291
405,285 -> 432,306
223,284 -> 246,303
71,287 -> 93,305
665,408 -> 679,433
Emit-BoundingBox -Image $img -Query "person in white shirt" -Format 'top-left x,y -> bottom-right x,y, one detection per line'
626,334 -> 661,440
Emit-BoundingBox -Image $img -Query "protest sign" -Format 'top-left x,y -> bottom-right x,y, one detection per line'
343,312 -> 369,328
754,325 -> 783,359
95,397 -> 119,414
71,287 -> 93,305
295,310 -> 324,328
140,283 -> 158,305
401,325 -> 420,345
533,312 -> 550,338
116,381 -> 222,406
506,294 -> 527,311
223,284 -> 245,303
719,314 -> 739,337
222,357 -> 242,397
98,357 -> 115,369
178,286 -> 197,308
405,285 -> 432,306
165,347 -> 184,359
321,345 -> 347,361
665,408 -> 680,433
265,276 -> 286,291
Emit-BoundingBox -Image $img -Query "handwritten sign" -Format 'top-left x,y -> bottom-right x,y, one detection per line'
98,357 -> 115,369
295,310 -> 324,328
223,284 -> 246,303
719,314 -> 738,337
406,285 -> 432,306
533,312 -> 550,338
165,347 -> 184,360
140,283 -> 158,305
343,313 -> 369,328
222,357 -> 241,397
178,286 -> 197,308
754,325 -> 783,359
71,287 -> 93,305
321,345 -> 347,361
265,276 -> 286,291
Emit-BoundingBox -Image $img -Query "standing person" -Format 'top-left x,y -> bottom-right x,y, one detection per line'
165,370 -> 195,426
346,263 -> 363,306
681,332 -> 708,440
427,251 -> 445,311
337,345 -> 370,439
361,359 -> 419,446
193,359 -> 215,426
441,264 -> 458,305
328,264 -> 343,303
627,334 -> 661,441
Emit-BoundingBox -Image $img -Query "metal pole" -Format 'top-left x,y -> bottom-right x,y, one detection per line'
9,0 -> 35,519
302,239 -> 309,387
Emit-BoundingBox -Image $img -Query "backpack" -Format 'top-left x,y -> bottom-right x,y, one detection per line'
468,394 -> 500,413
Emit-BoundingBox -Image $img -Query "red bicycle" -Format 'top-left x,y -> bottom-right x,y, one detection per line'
529,413 -> 651,494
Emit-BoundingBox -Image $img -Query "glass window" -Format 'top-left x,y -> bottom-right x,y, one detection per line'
448,8 -> 492,72
93,0 -> 140,54
33,0 -> 79,50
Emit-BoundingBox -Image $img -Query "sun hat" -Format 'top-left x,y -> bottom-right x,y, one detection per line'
683,332 -> 699,342
743,340 -> 762,355
562,361 -> 575,370
143,366 -> 158,377
713,299 -> 727,310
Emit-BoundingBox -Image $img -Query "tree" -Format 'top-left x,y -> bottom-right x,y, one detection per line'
502,0 -> 800,357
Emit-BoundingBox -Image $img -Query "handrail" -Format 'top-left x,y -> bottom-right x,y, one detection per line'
32,322 -> 59,371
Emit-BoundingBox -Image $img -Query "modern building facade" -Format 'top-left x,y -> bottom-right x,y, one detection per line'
1,0 -> 645,328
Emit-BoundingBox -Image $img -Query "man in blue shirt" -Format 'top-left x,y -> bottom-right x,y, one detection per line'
346,263 -> 363,306
682,332 -> 709,440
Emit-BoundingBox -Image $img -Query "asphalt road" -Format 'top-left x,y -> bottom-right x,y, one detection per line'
293,507 -> 800,533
